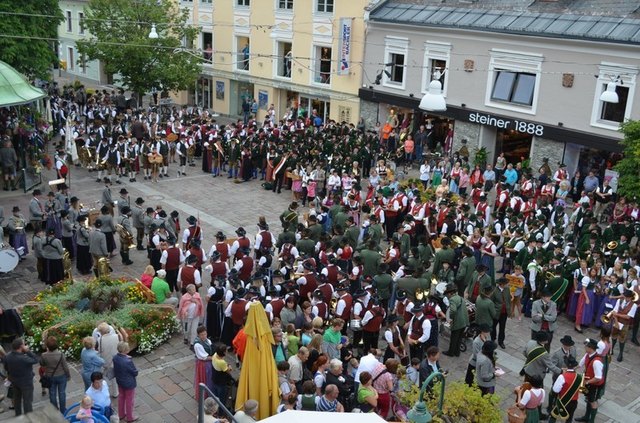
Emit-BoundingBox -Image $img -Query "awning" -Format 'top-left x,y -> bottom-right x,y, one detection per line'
0,60 -> 47,107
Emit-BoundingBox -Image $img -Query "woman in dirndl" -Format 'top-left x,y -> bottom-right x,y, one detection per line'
42,228 -> 65,285
574,268 -> 598,333
7,206 -> 28,257
567,260 -> 589,318
193,326 -> 214,399
517,376 -> 545,423
45,191 -> 63,239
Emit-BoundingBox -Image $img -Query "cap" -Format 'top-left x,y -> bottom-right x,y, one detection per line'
396,290 -> 407,300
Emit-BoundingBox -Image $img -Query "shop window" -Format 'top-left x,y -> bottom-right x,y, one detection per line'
383,37 -> 408,90
78,12 -> 84,35
486,49 -> 542,115
236,36 -> 250,71
591,64 -> 637,129
276,41 -> 292,78
313,46 -> 331,85
422,42 -> 450,96
278,0 -> 293,10
66,11 -> 72,33
202,32 -> 213,63
491,71 -> 536,106
316,0 -> 333,13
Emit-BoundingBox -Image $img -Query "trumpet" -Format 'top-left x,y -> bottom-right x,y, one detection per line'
601,310 -> 615,325
578,374 -> 588,394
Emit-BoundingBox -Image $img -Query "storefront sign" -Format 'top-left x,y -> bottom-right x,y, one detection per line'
468,112 -> 545,137
337,18 -> 352,75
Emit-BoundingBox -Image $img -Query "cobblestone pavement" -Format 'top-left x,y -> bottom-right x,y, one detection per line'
1,153 -> 640,422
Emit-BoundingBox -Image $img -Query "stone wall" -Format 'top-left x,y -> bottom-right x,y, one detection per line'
452,120 -> 481,163
530,137 -> 564,176
359,99 -> 379,131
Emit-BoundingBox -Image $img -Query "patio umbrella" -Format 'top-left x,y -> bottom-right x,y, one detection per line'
235,301 -> 280,420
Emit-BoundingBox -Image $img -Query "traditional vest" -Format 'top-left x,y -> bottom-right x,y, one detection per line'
210,261 -> 228,280
299,273 -> 318,301
181,266 -> 197,287
269,298 -> 285,320
409,314 -> 426,341
315,301 -> 329,320
215,242 -> 229,262
363,306 -> 385,332
239,256 -> 253,282
325,265 -> 339,286
259,231 -> 273,249
559,371 -> 580,402
318,283 -> 334,304
189,247 -> 204,270
186,226 -> 201,249
165,247 -> 181,271
338,294 -> 352,320
235,237 -> 250,260
584,354 -> 604,386
230,299 -> 247,325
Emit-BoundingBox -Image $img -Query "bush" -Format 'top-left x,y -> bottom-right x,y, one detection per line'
426,381 -> 502,423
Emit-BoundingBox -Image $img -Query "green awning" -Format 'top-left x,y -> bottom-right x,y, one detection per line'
0,60 -> 46,107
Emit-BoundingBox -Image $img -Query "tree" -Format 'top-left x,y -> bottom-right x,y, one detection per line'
77,0 -> 201,102
614,120 -> 640,199
0,0 -> 63,80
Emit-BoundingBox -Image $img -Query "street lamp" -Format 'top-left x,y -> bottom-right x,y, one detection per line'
148,23 -> 159,39
599,78 -> 619,104
419,70 -> 447,112
406,371 -> 446,423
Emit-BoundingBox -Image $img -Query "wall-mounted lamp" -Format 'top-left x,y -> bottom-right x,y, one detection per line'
600,76 -> 622,104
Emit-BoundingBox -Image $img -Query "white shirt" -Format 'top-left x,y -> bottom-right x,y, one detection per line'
613,298 -> 638,329
407,315 -> 432,344
194,338 -> 212,360
519,388 -> 545,407
354,353 -> 380,383
579,352 -> 604,380
160,248 -> 185,266
177,266 -> 202,286
552,371 -> 577,393
86,380 -> 111,409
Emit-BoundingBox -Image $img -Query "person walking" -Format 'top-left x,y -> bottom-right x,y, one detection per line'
3,338 -> 38,416
113,342 -> 139,423
40,336 -> 71,413
444,283 -> 469,357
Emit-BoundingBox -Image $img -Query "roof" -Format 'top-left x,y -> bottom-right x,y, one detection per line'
0,61 -> 46,107
369,1 -> 640,44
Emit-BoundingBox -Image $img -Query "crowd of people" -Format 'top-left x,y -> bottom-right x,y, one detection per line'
0,86 -> 638,423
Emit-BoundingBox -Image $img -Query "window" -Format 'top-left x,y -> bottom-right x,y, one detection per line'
67,47 -> 74,72
202,32 -> 213,63
422,42 -> 450,96
66,11 -> 72,32
312,46 -> 332,84
237,0 -> 250,6
491,71 -> 536,105
80,54 -> 87,74
383,36 -> 408,89
78,12 -> 84,34
316,0 -> 333,13
591,64 -> 638,129
201,0 -> 212,3
236,36 -> 250,71
278,0 -> 293,9
485,49 -> 543,114
276,41 -> 292,78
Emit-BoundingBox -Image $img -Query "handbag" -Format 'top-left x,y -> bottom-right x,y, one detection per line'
41,354 -> 63,389
507,405 -> 526,423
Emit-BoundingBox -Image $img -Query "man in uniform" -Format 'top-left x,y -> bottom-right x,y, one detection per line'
444,283 -> 468,357
161,236 -> 185,293
465,264 -> 492,303
530,288 -> 558,350
456,246 -> 476,296
279,202 -> 299,232
334,283 -> 352,335
361,297 -> 386,353
182,215 -> 202,252
610,289 -> 638,362
549,356 -> 582,423
547,335 -> 577,418
491,277 -> 511,349
28,189 -> 45,232
131,197 -> 146,250
465,324 -> 492,386
115,206 -> 134,265
575,338 -> 605,422
432,237 -> 455,276
407,302 -> 431,361
88,219 -> 108,277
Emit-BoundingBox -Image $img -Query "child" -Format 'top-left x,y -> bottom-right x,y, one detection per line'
76,395 -> 94,423
406,358 -> 420,386
297,380 -> 318,411
509,265 -> 525,321
286,324 -> 299,357
306,180 -> 317,209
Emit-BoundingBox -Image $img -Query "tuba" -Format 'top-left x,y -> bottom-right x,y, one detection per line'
97,257 -> 111,278
115,224 -> 135,249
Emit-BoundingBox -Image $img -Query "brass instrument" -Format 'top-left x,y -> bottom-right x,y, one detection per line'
578,374 -> 588,394
431,276 -> 439,286
606,241 -> 618,250
115,223 -> 135,249
451,234 -> 466,246
97,257 -> 111,278
330,297 -> 337,313
63,249 -> 72,280
601,310 -> 615,325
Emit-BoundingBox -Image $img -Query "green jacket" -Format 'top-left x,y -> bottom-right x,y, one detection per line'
344,225 -> 360,249
448,294 -> 469,331
308,223 -> 323,242
369,224 -> 384,248
491,286 -> 511,316
333,211 -> 349,231
360,249 -> 381,277
372,273 -> 393,300
417,243 -> 434,268
455,256 -> 476,290
466,272 -> 493,303
475,295 -> 497,327
297,238 -> 315,258
397,277 -> 429,302
432,248 -> 455,275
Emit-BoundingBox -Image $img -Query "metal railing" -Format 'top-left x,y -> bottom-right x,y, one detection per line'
197,383 -> 238,423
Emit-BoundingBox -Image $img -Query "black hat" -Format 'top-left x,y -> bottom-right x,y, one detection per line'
444,283 -> 457,294
623,289 -> 635,298
135,197 -> 145,205
70,196 -> 79,203
559,335 -> 575,346
411,303 -> 425,313
387,315 -> 400,323
215,231 -> 225,240
396,290 -> 407,300
186,215 -> 197,225
565,356 -> 579,368
210,250 -> 221,260
236,227 -> 246,236
535,331 -> 549,343
119,188 -> 129,194
46,228 -> 55,235
170,210 -> 179,218
186,254 -> 198,264
303,261 -> 315,271
121,206 -> 131,215
336,283 -> 349,292
12,206 -> 19,212
236,287 -> 247,298
146,207 -> 154,214
94,219 -> 103,228
353,289 -> 367,298
584,338 -> 598,349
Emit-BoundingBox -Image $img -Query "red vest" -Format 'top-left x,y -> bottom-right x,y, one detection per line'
230,299 -> 247,325
186,225 -> 201,249
339,245 -> 353,260
269,298 -> 285,320
363,306 -> 385,333
315,302 -> 329,320
259,231 -> 272,249
339,294 -> 352,321
210,261 -> 227,280
215,242 -> 229,262
234,237 -> 250,260
181,266 -> 196,286
559,371 -> 580,402
165,247 -> 181,270
352,300 -> 366,319
325,265 -> 339,286
584,354 -> 604,386
239,256 -> 253,282
318,283 -> 333,304
409,314 -> 426,340
477,202 -> 488,216
189,248 -> 204,270
299,273 -> 318,301
281,243 -> 294,261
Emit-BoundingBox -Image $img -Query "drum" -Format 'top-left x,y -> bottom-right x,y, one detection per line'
0,249 -> 19,273
465,299 -> 476,323
350,319 -> 362,331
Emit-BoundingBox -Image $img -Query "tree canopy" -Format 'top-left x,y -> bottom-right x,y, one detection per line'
614,120 -> 640,199
0,0 -> 63,80
77,0 -> 201,98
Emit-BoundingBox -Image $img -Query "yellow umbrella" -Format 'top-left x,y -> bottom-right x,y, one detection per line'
235,301 -> 280,420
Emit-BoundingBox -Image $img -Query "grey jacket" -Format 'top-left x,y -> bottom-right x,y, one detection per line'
475,354 -> 496,388
40,350 -> 70,378
117,196 -> 130,215
101,187 -> 113,207
29,198 -> 44,221
76,226 -> 90,247
131,205 -> 145,229
89,230 -> 108,256
4,350 -> 38,388
550,345 -> 577,371
62,218 -> 74,238
530,299 -> 558,332
99,214 -> 115,233
117,215 -> 133,233
32,234 -> 44,258
468,335 -> 485,367
41,236 -> 64,259
522,339 -> 561,379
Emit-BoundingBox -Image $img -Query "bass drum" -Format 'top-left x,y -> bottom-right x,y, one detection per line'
0,249 -> 20,273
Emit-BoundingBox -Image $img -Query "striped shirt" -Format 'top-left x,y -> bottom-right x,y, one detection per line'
316,395 -> 338,412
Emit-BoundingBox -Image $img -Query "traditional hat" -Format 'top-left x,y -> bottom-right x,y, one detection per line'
135,197 -> 145,204
186,215 -> 197,225
119,188 -> 128,194
559,335 -> 575,346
